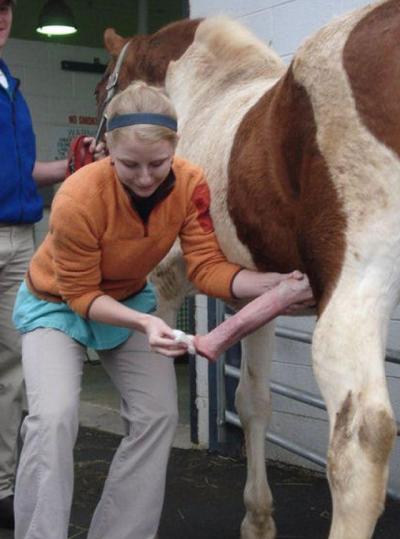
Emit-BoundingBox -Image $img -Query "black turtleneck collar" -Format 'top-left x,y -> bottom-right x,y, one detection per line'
129,167 -> 176,224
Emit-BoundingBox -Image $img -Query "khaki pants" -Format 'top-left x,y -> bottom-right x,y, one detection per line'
15,328 -> 178,539
0,225 -> 34,500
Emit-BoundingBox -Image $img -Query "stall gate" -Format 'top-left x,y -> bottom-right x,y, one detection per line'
206,298 -> 400,500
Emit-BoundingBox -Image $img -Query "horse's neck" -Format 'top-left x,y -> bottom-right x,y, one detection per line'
167,45 -> 285,124
165,15 -> 285,109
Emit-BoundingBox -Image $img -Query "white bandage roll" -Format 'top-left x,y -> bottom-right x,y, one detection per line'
172,329 -> 196,355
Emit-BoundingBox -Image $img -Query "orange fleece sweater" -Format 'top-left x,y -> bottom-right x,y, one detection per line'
27,156 -> 242,317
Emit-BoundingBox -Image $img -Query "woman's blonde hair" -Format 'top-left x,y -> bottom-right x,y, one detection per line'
105,81 -> 178,147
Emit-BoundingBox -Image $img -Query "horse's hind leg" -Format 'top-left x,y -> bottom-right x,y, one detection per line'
312,269 -> 397,539
235,324 -> 276,539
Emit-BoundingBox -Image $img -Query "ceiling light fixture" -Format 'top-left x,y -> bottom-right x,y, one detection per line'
36,0 -> 78,37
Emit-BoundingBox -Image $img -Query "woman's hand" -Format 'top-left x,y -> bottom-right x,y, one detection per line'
232,269 -> 315,311
276,273 -> 316,314
231,269 -> 306,298
142,314 -> 189,357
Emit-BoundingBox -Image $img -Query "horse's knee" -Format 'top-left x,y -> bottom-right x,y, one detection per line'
358,406 -> 396,464
235,363 -> 271,415
328,391 -> 396,495
235,381 -> 271,425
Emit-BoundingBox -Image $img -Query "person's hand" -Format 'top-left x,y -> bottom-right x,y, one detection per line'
232,268 -> 315,311
276,273 -> 315,314
232,268 -> 309,299
142,315 -> 189,357
82,136 -> 107,161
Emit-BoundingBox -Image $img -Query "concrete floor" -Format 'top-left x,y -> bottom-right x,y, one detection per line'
2,427 -> 398,539
1,360 -> 399,538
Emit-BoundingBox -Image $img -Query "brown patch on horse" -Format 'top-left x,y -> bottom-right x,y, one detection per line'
358,409 -> 396,465
327,391 -> 354,490
343,0 -> 400,157
334,392 -> 354,439
327,392 -> 396,492
227,67 -> 347,308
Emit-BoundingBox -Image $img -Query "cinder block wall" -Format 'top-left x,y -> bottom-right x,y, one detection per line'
191,0 -> 369,62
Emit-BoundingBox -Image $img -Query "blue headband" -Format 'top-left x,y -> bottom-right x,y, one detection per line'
106,113 -> 178,133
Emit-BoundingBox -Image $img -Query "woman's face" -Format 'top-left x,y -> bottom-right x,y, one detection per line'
109,133 -> 175,198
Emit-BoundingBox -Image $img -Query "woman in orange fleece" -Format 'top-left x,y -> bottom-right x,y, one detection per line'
12,81 -> 313,539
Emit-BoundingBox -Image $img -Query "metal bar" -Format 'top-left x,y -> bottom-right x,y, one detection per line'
207,298 -> 220,452
276,326 -> 400,365
271,381 -> 326,410
224,364 -> 400,434
187,296 -> 198,444
182,0 -> 190,18
224,410 -> 400,501
224,364 -> 240,379
137,0 -> 148,34
225,410 -> 326,467
61,60 -> 106,74
275,326 -> 313,345
216,301 -> 228,429
225,364 -> 326,409
189,353 -> 199,445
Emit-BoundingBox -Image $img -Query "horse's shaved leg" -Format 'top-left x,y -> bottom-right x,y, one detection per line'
194,277 -> 310,361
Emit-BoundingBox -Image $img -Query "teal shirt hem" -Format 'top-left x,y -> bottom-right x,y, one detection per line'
13,281 -> 157,350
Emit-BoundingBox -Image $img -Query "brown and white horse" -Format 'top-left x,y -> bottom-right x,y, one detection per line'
95,1 -> 400,537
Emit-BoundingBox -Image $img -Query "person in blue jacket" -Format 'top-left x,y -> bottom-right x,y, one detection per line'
0,0 -> 104,528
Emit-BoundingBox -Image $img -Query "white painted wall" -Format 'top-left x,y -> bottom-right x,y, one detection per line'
190,0 -> 400,493
3,38 -> 108,244
191,0 -> 369,62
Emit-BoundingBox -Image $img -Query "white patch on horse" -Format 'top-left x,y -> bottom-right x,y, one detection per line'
166,17 -> 285,268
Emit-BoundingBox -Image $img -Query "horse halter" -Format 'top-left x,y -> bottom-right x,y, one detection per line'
94,40 -> 132,145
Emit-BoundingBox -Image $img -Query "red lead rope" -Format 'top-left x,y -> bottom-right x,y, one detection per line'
65,135 -> 96,178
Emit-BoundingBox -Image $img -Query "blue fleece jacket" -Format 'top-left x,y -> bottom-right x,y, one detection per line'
0,59 -> 42,223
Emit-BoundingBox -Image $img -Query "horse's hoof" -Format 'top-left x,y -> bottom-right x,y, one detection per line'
240,515 -> 276,539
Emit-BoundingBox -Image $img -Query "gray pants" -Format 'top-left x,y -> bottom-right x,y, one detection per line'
15,328 -> 178,539
0,225 -> 34,500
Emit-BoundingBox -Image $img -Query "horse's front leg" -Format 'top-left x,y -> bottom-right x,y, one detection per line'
235,323 -> 276,539
312,279 -> 397,539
